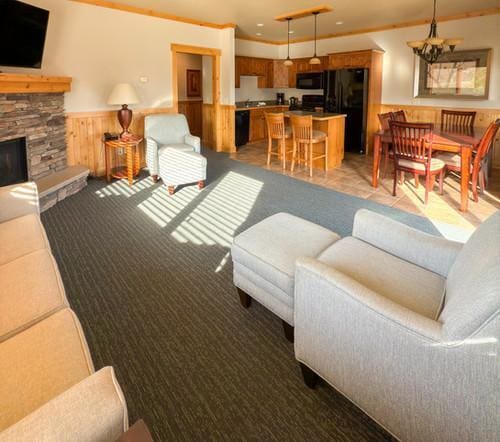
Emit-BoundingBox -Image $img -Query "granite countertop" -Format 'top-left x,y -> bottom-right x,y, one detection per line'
235,100 -> 289,111
284,110 -> 347,121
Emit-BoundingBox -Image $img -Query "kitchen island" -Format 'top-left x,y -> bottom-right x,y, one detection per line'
284,111 -> 346,169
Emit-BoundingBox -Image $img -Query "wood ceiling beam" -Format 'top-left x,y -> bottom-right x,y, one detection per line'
274,4 -> 333,22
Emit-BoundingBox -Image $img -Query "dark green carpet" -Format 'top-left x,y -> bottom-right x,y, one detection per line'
41,150 -> 437,440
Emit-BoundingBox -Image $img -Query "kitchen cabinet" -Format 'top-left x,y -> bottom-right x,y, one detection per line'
328,50 -> 372,69
235,56 -> 272,88
248,106 -> 287,142
270,60 -> 289,88
235,56 -> 328,89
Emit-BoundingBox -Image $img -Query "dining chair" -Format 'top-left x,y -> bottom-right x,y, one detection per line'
264,112 -> 292,169
441,109 -> 476,130
438,119 -> 500,202
290,114 -> 328,177
378,112 -> 393,176
390,110 -> 407,122
389,121 -> 445,204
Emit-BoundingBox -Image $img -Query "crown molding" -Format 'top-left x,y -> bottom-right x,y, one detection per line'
70,0 -> 236,29
237,7 -> 500,45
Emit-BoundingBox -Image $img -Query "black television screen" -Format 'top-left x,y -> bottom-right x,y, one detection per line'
0,0 -> 50,68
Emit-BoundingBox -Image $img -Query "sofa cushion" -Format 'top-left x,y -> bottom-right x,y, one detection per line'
0,214 -> 50,266
0,250 -> 68,342
0,308 -> 94,431
318,237 -> 446,320
0,367 -> 127,441
440,211 -> 500,340
231,213 -> 339,296
158,144 -> 194,155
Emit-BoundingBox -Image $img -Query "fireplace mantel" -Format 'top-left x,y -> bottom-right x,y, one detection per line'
0,73 -> 72,94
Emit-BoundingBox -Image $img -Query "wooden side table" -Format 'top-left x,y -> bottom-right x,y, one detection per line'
104,135 -> 143,186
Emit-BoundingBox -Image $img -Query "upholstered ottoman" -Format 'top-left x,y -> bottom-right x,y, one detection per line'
231,213 -> 340,341
159,147 -> 207,195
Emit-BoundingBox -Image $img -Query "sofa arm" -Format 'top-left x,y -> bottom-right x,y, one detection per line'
295,257 -> 443,342
185,134 -> 201,153
0,367 -> 128,442
352,209 -> 463,277
0,182 -> 39,223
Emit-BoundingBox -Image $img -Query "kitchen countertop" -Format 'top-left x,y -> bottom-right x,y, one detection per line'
284,111 -> 347,121
235,103 -> 289,111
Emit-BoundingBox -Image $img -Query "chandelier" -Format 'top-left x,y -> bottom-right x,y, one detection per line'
406,0 -> 463,64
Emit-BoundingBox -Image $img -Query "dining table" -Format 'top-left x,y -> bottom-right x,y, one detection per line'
372,126 -> 487,212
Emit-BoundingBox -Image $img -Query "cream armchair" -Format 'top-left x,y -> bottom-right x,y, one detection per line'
144,114 -> 201,181
294,209 -> 500,442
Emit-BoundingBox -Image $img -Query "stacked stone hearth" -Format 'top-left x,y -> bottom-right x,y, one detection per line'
0,93 -> 88,211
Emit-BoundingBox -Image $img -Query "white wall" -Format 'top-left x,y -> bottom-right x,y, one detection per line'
236,14 -> 500,109
0,0 -> 235,111
202,56 -> 213,104
177,53 -> 202,101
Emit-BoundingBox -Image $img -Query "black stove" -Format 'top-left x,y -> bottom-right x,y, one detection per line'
301,94 -> 324,112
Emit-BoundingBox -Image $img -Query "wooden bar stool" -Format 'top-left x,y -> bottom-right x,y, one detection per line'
290,114 -> 328,177
265,112 -> 293,169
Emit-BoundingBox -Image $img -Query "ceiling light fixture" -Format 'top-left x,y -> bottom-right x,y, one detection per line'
336,21 -> 343,25
257,23 -> 264,27
406,0 -> 462,64
284,17 -> 293,67
256,32 -> 262,36
309,11 -> 321,65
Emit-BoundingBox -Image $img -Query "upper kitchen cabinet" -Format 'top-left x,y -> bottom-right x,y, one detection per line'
328,50 -> 380,69
235,56 -> 272,88
270,60 -> 289,88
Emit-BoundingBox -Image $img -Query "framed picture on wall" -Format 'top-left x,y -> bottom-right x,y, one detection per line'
186,69 -> 202,97
415,48 -> 491,99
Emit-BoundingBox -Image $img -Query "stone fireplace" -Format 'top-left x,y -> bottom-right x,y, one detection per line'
0,93 -> 67,181
0,74 -> 88,211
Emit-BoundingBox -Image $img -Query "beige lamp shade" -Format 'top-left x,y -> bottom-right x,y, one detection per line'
107,83 -> 140,105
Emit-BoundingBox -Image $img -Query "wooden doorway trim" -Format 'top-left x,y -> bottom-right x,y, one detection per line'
171,43 -> 222,151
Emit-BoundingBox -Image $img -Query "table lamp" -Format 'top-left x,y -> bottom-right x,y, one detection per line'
107,83 -> 140,137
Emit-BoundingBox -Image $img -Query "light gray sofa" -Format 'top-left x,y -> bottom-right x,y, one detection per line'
0,183 -> 128,441
295,209 -> 500,441
145,113 -> 201,181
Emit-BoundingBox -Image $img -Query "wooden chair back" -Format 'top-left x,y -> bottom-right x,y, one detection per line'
378,112 -> 392,131
474,119 -> 500,165
441,109 -> 476,130
290,114 -> 313,143
389,121 -> 434,165
390,110 -> 407,122
265,112 -> 286,139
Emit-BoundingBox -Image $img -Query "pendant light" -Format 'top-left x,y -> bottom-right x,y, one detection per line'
284,17 -> 293,66
309,11 -> 321,65
407,0 -> 463,64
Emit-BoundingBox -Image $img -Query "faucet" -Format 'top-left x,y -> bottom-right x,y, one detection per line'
245,99 -> 250,107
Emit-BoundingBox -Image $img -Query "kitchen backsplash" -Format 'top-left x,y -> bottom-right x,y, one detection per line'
235,76 -> 323,102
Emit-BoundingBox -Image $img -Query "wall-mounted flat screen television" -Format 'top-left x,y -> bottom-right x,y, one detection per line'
0,0 -> 50,68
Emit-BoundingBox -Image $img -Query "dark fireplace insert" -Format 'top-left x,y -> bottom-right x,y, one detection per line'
0,137 -> 28,187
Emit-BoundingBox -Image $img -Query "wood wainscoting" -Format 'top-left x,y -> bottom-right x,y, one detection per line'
66,108 -> 174,177
66,103 -> 236,177
178,100 -> 202,138
379,104 -> 500,169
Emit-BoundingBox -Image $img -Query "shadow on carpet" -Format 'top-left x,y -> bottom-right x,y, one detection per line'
41,149 -> 439,441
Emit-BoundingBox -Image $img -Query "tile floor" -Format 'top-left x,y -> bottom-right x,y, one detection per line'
230,142 -> 500,236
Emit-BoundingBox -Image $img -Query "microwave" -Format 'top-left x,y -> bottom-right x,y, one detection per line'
296,72 -> 324,89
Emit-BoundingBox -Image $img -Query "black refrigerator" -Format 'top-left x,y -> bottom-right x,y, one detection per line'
323,69 -> 369,154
